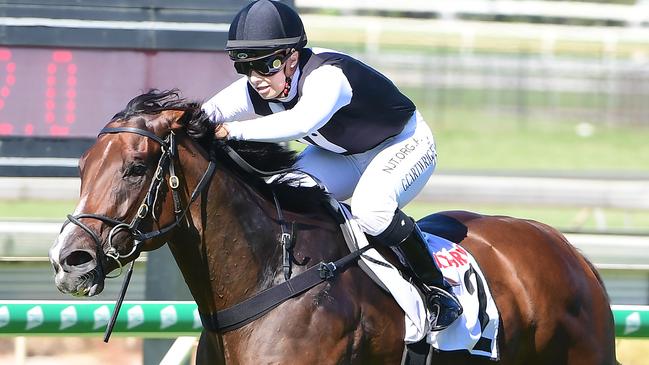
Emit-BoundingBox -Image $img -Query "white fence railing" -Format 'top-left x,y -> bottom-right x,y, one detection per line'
3,175 -> 647,209
1,174 -> 648,233
422,175 -> 649,210
1,175 -> 647,303
2,223 -> 648,304
297,0 -> 649,26
0,177 -> 79,200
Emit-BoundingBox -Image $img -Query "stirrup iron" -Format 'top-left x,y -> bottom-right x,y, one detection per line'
426,286 -> 463,331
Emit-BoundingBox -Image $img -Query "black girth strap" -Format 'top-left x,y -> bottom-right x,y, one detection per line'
201,245 -> 373,333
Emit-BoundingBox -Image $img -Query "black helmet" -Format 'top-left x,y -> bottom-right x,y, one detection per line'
226,0 -> 307,61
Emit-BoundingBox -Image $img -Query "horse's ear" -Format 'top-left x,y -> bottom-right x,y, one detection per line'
160,110 -> 186,129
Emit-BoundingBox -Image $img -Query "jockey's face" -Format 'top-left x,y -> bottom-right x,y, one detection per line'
247,51 -> 299,100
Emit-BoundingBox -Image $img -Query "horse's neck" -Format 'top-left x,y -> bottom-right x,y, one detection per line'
169,158 -> 288,313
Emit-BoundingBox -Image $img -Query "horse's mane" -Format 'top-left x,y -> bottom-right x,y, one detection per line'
113,89 -> 329,213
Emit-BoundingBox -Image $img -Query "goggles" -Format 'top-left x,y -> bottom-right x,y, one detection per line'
232,50 -> 294,77
228,49 -> 278,61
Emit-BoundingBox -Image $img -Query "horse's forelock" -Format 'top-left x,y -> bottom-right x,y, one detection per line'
178,105 -> 215,142
112,89 -> 186,121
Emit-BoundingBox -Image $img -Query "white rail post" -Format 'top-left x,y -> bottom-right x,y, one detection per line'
14,336 -> 26,365
159,336 -> 198,365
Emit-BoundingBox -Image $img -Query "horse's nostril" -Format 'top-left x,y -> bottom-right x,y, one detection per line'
64,251 -> 94,267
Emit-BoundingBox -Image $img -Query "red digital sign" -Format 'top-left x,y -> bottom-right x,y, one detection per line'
0,46 -> 238,137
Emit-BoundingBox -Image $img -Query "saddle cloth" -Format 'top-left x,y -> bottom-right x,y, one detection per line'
339,206 -> 500,360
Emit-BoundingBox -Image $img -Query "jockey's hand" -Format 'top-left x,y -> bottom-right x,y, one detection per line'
214,124 -> 229,140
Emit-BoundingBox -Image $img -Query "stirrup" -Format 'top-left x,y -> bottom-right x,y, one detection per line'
426,286 -> 463,331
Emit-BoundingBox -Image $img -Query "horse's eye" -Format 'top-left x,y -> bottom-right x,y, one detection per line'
124,163 -> 148,177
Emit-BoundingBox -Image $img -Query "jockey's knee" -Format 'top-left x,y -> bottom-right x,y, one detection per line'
353,204 -> 403,238
368,209 -> 414,247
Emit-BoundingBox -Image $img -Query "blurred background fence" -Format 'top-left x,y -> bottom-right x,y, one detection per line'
299,11 -> 649,129
379,51 -> 649,127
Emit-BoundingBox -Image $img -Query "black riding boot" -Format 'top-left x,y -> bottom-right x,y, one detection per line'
373,209 -> 463,331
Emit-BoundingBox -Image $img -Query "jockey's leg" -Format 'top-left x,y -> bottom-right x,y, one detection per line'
373,209 -> 463,331
292,145 -> 361,200
350,111 -> 462,331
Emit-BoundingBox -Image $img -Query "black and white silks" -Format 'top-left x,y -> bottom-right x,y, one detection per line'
203,48 -> 415,154
202,48 -> 436,237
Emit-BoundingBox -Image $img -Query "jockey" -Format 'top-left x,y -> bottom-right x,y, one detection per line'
202,0 -> 462,331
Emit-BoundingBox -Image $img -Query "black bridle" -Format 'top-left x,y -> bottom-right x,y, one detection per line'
61,125 -> 372,340
61,126 -> 216,342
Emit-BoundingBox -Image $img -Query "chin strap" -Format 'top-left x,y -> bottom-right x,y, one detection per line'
282,75 -> 292,97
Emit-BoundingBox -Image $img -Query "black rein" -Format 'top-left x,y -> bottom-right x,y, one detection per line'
63,126 -> 372,338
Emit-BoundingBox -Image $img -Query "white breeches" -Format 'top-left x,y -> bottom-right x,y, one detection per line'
295,111 -> 436,236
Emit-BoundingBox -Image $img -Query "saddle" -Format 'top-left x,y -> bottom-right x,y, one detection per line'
322,198 -> 501,363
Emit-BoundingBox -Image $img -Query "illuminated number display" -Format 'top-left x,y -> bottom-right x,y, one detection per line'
0,46 -> 235,138
0,48 -> 16,135
44,51 -> 77,136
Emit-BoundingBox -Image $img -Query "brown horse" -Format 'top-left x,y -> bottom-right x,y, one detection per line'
48,90 -> 617,364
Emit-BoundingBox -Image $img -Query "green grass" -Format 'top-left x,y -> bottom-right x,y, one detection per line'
289,105 -> 649,172
0,200 -> 75,220
415,108 -> 649,172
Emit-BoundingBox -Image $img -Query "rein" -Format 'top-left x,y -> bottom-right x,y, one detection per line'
64,125 -> 371,339
201,244 -> 372,333
62,126 -> 216,342
205,145 -> 375,333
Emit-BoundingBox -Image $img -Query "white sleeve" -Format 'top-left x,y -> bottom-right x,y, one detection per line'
201,77 -> 258,123
224,65 -> 353,142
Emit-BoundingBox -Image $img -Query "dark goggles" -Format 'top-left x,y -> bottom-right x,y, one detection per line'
228,49 -> 278,61
232,50 -> 293,76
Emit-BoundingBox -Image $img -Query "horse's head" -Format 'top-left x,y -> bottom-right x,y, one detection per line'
49,90 -> 212,296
